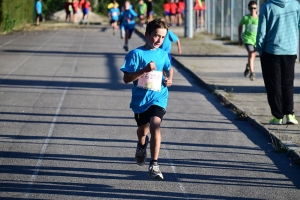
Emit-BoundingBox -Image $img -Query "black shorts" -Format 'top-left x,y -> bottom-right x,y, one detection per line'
110,19 -> 116,24
134,105 -> 166,127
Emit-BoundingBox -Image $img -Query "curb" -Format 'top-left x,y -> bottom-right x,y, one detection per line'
171,56 -> 300,166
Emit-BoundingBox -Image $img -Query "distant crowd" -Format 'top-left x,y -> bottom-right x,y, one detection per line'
64,0 -> 92,24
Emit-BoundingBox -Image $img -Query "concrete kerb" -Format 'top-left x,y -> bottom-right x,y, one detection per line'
133,27 -> 300,166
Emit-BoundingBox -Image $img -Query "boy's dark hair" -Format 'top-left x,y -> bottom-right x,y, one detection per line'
248,1 -> 257,8
146,19 -> 169,35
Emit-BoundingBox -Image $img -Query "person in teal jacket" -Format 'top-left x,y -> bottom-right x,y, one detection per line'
256,0 -> 300,125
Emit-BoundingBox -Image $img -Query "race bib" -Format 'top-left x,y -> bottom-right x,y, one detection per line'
247,24 -> 258,33
137,71 -> 162,92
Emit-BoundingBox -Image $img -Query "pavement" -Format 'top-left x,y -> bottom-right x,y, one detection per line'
1,23 -> 300,199
21,22 -> 300,166
163,26 -> 300,165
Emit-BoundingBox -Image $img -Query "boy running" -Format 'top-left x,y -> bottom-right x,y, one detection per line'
121,1 -> 137,51
238,1 -> 258,81
159,29 -> 182,64
120,19 -> 173,179
108,3 -> 120,35
137,0 -> 147,28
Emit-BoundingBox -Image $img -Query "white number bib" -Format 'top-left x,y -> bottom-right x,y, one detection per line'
137,71 -> 162,92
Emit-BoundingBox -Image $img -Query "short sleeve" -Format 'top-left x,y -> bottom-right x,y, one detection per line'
239,16 -> 246,25
168,30 -> 178,43
163,53 -> 171,71
120,51 -> 140,73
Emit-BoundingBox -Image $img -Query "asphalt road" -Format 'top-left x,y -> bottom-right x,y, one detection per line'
0,26 -> 300,199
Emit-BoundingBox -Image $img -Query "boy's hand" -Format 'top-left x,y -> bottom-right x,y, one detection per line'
164,77 -> 172,87
143,61 -> 156,73
178,49 -> 182,55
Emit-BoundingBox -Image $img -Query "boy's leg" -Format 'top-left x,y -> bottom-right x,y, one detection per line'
248,50 -> 256,74
124,29 -> 128,45
148,114 -> 164,179
248,50 -> 256,81
149,116 -> 162,160
137,124 -> 149,147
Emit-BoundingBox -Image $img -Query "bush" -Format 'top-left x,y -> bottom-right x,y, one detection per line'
0,0 -> 35,32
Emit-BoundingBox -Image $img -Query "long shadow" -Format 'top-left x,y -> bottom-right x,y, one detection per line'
2,50 -> 127,57
0,180 -> 260,199
172,58 -> 300,189
173,54 -> 253,58
0,111 -> 233,124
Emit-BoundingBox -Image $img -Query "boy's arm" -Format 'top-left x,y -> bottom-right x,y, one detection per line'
164,67 -> 173,87
123,62 -> 156,83
176,39 -> 182,55
238,25 -> 243,46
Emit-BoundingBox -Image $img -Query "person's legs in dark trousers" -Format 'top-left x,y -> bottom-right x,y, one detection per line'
260,52 -> 283,119
281,55 -> 296,116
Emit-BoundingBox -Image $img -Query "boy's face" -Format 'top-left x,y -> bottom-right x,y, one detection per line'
145,28 -> 167,49
125,2 -> 130,9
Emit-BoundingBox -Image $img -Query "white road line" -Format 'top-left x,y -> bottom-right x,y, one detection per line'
23,30 -> 87,200
0,35 -> 25,49
162,144 -> 190,200
0,32 -> 58,83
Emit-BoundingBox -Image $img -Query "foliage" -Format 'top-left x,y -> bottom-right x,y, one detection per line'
0,0 -> 35,32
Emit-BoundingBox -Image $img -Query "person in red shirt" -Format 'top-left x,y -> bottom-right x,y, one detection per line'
82,0 -> 91,24
79,0 -> 85,9
169,0 -> 177,26
72,0 -> 79,23
194,0 -> 205,28
163,0 -> 170,25
65,0 -> 72,23
176,0 -> 185,26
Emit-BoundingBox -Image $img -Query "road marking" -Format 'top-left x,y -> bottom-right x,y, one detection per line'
23,31 -> 87,199
162,144 -> 190,200
0,35 -> 25,49
0,32 -> 58,83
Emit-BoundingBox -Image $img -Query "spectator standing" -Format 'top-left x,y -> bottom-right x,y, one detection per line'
169,0 -> 177,26
163,0 -> 171,24
256,0 -> 300,125
238,1 -> 258,81
82,0 -> 91,24
146,0 -> 154,23
194,0 -> 205,28
65,0 -> 73,23
176,0 -> 185,26
72,0 -> 79,23
36,0 -> 42,26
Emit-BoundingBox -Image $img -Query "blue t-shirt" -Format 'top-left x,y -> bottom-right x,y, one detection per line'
120,46 -> 171,113
109,8 -> 120,21
159,30 -> 178,53
36,1 -> 42,14
121,9 -> 137,29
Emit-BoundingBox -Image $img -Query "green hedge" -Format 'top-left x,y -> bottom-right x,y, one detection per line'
0,0 -> 35,32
